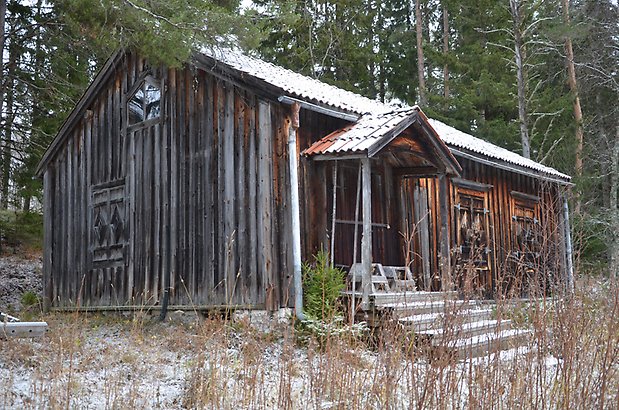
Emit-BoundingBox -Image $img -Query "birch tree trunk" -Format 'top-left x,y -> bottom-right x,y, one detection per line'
610,124 -> 619,277
442,1 -> 449,99
510,0 -> 531,159
562,0 -> 584,213
415,0 -> 427,107
1,25 -> 17,209
0,0 -> 6,206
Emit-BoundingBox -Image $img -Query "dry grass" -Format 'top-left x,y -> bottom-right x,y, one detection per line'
1,275 -> 618,409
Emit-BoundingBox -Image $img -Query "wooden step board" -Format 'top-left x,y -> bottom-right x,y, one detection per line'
451,329 -> 532,360
378,299 -> 480,316
373,291 -> 458,306
420,319 -> 513,340
399,308 -> 494,331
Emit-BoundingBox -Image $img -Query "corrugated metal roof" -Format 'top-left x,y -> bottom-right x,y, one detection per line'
201,48 -> 570,181
427,119 -> 571,180
303,107 -> 415,156
201,47 -> 391,116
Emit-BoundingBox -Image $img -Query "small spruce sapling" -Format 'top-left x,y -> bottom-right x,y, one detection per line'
302,250 -> 346,321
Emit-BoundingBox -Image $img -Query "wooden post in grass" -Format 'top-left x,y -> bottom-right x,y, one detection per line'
439,173 -> 452,291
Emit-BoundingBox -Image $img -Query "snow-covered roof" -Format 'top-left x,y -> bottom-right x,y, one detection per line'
201,47 -> 391,116
427,118 -> 571,180
303,107 -> 417,156
200,48 -> 570,182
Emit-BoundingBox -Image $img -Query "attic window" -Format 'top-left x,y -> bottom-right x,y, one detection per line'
128,77 -> 161,125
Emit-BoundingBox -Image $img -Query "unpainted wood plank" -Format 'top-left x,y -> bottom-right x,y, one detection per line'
153,122 -> 162,305
235,88 -> 247,303
143,125 -> 153,301
79,122 -> 88,307
257,100 -> 275,310
438,173 -> 451,291
43,170 -> 53,310
247,94 -> 259,304
215,79 -> 226,303
202,72 -> 215,302
160,67 -> 172,305
223,84 -> 236,303
188,70 -> 197,301
168,68 -> 178,304
194,71 -> 205,302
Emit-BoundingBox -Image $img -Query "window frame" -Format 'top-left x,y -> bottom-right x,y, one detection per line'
510,191 -> 541,262
126,74 -> 162,130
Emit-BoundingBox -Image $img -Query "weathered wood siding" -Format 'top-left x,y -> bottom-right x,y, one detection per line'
303,153 -> 567,296
43,53 -> 296,309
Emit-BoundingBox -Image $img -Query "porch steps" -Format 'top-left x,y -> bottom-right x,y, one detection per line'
370,292 -> 531,359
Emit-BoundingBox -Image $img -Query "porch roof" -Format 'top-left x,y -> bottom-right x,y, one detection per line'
302,106 -> 462,175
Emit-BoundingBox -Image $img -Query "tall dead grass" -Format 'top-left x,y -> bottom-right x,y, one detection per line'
1,273 -> 618,409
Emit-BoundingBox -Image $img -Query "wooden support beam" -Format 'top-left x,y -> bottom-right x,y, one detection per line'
394,166 -> 438,178
361,157 -> 372,309
438,173 -> 452,290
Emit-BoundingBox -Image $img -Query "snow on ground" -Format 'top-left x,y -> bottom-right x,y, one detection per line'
1,256 -> 615,409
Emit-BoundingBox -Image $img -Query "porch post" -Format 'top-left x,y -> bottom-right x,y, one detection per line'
562,192 -> 575,294
361,157 -> 373,310
438,173 -> 452,291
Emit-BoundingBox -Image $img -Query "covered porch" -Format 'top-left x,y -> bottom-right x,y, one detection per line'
303,107 -> 462,310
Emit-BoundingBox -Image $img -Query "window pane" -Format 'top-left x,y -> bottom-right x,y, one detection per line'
144,82 -> 161,120
128,87 -> 145,125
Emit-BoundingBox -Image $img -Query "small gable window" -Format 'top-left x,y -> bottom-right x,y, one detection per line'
128,77 -> 161,125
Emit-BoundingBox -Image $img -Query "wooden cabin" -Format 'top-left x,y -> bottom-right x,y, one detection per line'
36,48 -> 573,312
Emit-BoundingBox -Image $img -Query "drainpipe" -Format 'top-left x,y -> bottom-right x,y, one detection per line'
288,102 -> 306,321
563,192 -> 575,295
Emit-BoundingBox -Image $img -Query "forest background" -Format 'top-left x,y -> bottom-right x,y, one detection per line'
0,0 -> 616,274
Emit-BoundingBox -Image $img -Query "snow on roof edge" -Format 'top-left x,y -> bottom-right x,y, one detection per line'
427,118 -> 571,181
198,46 -> 570,182
198,46 -> 395,116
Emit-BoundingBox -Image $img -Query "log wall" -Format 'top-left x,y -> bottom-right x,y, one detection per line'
43,53 -> 305,309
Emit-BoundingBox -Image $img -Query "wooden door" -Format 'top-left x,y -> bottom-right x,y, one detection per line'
454,188 -> 493,295
400,177 -> 433,290
510,196 -> 542,295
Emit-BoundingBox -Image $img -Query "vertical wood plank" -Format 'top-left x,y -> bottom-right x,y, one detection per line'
438,174 -> 451,291
257,100 -> 276,310
247,95 -> 259,303
43,170 -> 53,309
235,89 -> 247,303
222,85 -> 236,303
169,68 -> 178,303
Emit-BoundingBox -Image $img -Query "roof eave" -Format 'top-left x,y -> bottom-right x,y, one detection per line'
35,49 -> 125,177
450,148 -> 573,186
192,52 -> 368,119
